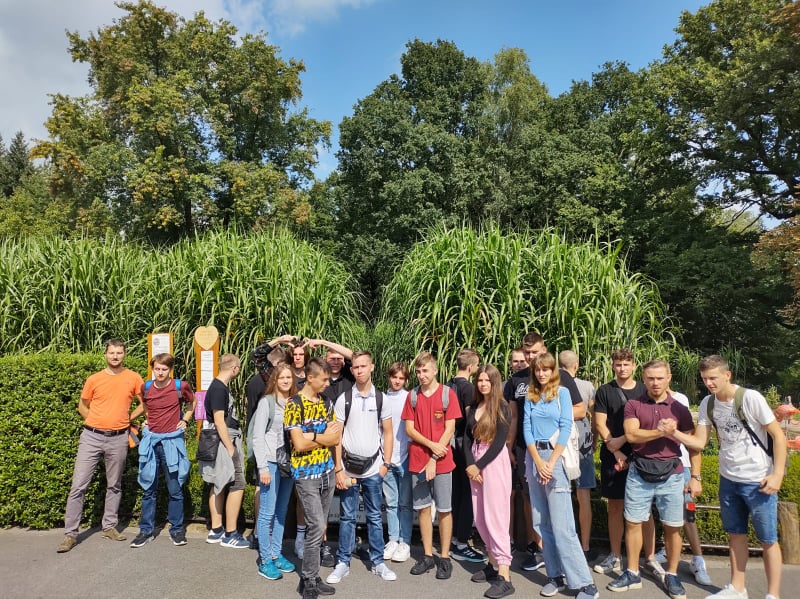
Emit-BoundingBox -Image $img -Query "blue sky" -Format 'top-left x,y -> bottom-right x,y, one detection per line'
0,0 -> 707,176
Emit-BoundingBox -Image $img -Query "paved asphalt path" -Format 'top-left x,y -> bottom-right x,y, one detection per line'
1,525 -> 797,599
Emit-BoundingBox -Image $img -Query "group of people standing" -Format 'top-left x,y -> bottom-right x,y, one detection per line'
55,333 -> 786,599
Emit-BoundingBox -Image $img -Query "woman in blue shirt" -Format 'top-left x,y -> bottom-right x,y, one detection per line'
524,353 -> 599,599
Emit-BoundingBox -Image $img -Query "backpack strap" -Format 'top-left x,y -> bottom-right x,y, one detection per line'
344,387 -> 353,426
410,384 -> 450,411
345,387 -> 384,428
143,378 -> 182,404
734,386 -> 774,458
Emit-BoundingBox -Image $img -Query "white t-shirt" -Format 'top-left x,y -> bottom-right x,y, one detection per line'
385,388 -> 409,465
334,384 -> 392,479
697,386 -> 776,483
671,391 -> 692,470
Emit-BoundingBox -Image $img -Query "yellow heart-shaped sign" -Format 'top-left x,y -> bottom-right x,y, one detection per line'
194,326 -> 219,350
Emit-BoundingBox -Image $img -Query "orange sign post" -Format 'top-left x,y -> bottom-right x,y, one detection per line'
193,326 -> 220,441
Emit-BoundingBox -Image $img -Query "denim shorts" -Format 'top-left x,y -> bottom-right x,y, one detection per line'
719,476 -> 778,544
412,470 -> 452,512
624,466 -> 684,527
574,451 -> 597,490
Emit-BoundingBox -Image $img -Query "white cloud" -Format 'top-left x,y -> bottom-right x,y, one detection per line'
267,0 -> 378,36
0,0 -> 247,144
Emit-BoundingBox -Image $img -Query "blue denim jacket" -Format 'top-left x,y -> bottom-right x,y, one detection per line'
138,427 -> 190,489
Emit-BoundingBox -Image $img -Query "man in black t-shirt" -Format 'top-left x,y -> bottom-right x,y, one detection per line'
202,354 -> 247,548
447,348 -> 483,562
592,349 -> 646,575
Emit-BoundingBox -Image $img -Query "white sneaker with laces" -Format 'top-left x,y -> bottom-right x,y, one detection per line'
392,542 -> 410,562
326,562 -> 350,584
372,562 -> 398,581
645,559 -> 666,584
593,553 -> 622,575
384,540 -> 399,561
654,547 -> 668,564
691,556 -> 712,586
705,584 -> 749,599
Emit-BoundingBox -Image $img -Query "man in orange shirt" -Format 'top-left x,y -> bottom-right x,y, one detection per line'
57,339 -> 144,553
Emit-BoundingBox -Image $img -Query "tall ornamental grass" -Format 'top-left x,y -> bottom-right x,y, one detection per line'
0,230 -> 363,370
379,225 -> 677,382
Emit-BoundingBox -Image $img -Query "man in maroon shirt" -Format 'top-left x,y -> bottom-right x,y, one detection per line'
130,353 -> 195,548
608,360 -> 700,599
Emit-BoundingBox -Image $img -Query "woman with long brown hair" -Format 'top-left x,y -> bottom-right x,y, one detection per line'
464,363 -> 514,598
524,353 -> 598,599
252,362 -> 298,580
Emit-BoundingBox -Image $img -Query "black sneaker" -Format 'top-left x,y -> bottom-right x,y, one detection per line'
471,564 -> 499,583
485,579 -> 515,599
315,576 -> 335,596
521,551 -> 546,571
451,543 -> 487,563
171,530 -> 187,546
130,532 -> 154,548
436,557 -> 452,580
248,532 -> 259,551
410,555 -> 436,575
302,579 -> 319,599
320,543 -> 335,568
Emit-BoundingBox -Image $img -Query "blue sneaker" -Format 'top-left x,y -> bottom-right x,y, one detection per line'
258,560 -> 283,580
607,570 -> 643,592
664,573 -> 687,599
206,528 -> 224,544
220,531 -> 249,549
274,554 -> 296,573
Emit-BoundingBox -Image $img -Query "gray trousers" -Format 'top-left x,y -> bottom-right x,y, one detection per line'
63,428 -> 129,536
294,469 -> 335,583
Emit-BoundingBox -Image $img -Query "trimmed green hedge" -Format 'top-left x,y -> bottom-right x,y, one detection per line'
0,352 -> 255,529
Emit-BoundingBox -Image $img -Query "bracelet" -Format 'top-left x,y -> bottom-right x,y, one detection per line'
313,431 -> 318,442
335,468 -> 343,474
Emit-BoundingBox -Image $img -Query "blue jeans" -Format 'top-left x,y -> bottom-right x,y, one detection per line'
257,461 -> 295,562
382,459 -> 412,544
526,450 -> 593,589
337,472 -> 386,566
140,442 -> 184,535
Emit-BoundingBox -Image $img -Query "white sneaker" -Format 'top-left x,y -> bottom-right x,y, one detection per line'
705,584 -> 749,599
645,559 -> 666,584
691,556 -> 712,586
593,553 -> 622,574
392,541 -> 410,562
384,540 -> 399,561
326,562 -> 350,584
372,562 -> 397,581
654,546 -> 668,564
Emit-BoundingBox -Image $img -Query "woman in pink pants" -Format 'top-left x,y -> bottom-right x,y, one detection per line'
464,363 -> 514,598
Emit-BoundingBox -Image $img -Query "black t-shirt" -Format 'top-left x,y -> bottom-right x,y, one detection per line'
205,378 -> 239,430
447,376 -> 474,439
594,379 -> 646,462
322,359 -> 355,404
245,373 -> 267,426
503,367 -> 583,448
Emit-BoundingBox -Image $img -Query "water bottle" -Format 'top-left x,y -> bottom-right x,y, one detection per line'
684,495 -> 696,523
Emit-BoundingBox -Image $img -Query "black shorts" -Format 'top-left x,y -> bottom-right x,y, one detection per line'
599,452 -> 628,500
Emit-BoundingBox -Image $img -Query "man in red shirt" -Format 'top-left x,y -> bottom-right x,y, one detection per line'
130,353 -> 196,548
401,351 -> 462,580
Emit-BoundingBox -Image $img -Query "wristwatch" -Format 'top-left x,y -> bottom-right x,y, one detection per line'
382,462 -> 392,469
691,474 -> 702,481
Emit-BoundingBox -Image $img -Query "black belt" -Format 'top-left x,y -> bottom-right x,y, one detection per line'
534,440 -> 552,450
84,425 -> 128,437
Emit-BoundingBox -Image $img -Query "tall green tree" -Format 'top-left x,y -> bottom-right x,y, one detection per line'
34,0 -> 329,241
0,132 -> 34,198
659,0 -> 800,219
333,39 -> 491,306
